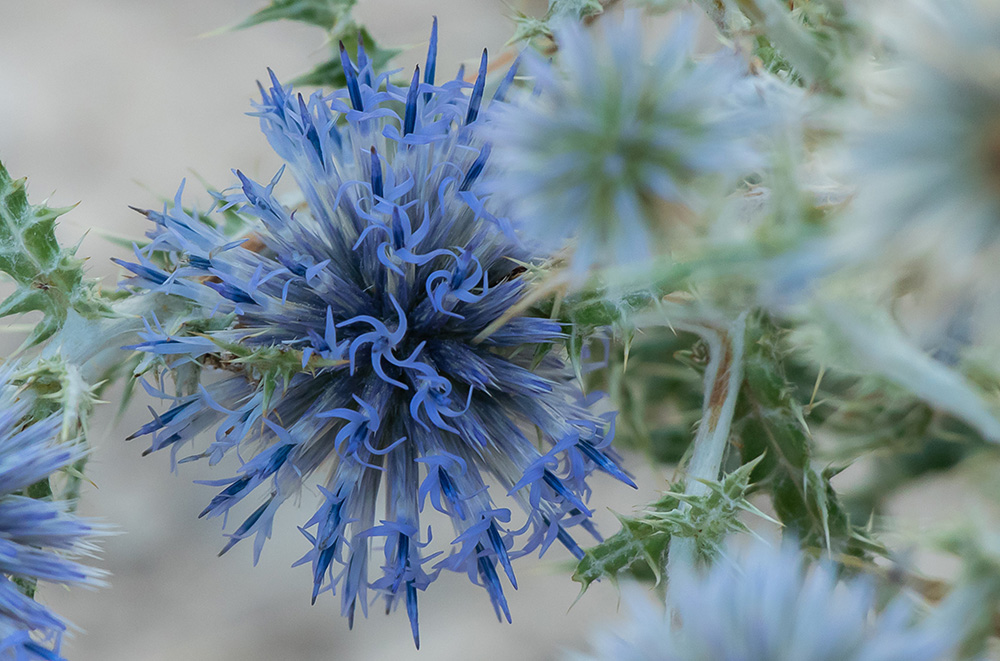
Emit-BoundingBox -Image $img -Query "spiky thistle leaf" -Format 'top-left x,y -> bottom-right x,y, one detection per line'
233,0 -> 354,30
736,317 -> 879,554
292,27 -> 400,88
510,0 -> 605,44
230,0 -> 399,89
0,160 -> 106,346
574,456 -> 771,591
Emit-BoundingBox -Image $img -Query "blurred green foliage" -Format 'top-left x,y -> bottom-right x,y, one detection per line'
231,0 -> 400,88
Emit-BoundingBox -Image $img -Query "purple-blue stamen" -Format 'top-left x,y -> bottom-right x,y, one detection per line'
492,55 -> 520,104
577,439 -> 638,489
339,41 -> 364,111
487,521 -> 517,589
459,144 -> 491,191
438,467 -> 465,519
111,258 -> 167,286
542,469 -> 592,516
423,16 -> 438,94
355,32 -> 372,87
404,66 -> 420,136
370,147 -> 384,199
219,495 -> 274,556
555,523 -> 585,560
406,580 -> 420,648
475,542 -> 512,623
465,49 -> 488,125
297,93 -> 324,166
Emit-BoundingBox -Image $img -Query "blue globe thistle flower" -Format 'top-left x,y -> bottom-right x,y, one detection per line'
116,21 -> 634,645
838,0 -> 1000,350
572,541 -> 968,661
489,13 -> 770,273
0,366 -> 106,661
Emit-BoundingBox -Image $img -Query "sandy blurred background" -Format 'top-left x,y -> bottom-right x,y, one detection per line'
0,2 -> 671,659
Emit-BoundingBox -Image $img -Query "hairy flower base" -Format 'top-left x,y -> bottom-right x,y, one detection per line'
119,22 -> 634,645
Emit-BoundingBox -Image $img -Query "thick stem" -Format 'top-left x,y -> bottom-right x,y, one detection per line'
665,311 -> 748,574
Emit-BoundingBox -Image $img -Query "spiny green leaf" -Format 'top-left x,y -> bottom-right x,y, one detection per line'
0,160 -> 107,345
573,491 -> 680,591
574,460 -> 771,592
509,0 -> 604,45
555,260 -> 692,372
293,27 -> 401,89
0,164 -> 76,283
737,316 -> 877,554
509,13 -> 554,45
549,0 -> 604,19
754,34 -> 803,84
25,478 -> 52,501
651,454 -> 772,553
590,325 -> 703,462
13,576 -> 37,600
233,0 -> 355,31
230,1 -> 400,90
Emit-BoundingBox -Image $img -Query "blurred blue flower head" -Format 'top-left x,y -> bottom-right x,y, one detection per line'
489,13 -> 770,273
573,540 -> 966,661
843,0 -> 1000,348
116,21 -> 633,645
0,366 -> 105,661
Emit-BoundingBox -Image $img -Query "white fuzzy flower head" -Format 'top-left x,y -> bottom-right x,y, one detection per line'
570,540 -> 966,661
841,0 -> 1000,350
489,13 -> 773,274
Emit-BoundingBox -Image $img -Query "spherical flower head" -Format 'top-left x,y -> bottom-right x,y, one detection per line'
841,0 -> 1000,349
489,13 -> 769,273
116,22 -> 635,645
571,540 -> 965,661
0,365 -> 106,661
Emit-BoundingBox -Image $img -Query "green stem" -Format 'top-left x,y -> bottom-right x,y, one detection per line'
664,310 -> 748,573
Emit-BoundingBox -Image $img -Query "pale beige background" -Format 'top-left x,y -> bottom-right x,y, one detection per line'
0,2 -> 669,659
